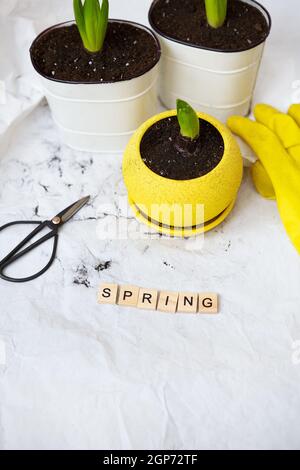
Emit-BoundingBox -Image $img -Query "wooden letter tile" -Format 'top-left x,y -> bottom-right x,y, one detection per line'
177,292 -> 198,314
198,293 -> 218,314
118,285 -> 140,307
98,283 -> 118,305
157,291 -> 178,313
137,288 -> 158,311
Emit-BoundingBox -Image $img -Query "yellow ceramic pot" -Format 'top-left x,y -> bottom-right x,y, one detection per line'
123,110 -> 243,237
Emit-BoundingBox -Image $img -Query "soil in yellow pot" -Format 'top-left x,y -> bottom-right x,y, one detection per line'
123,110 -> 243,237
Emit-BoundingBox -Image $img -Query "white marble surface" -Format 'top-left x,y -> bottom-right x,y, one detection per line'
0,0 -> 300,451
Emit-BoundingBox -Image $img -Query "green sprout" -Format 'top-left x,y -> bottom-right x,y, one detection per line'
205,0 -> 227,29
73,0 -> 109,53
177,99 -> 200,141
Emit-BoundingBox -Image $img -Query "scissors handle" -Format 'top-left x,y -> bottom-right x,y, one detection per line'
0,220 -> 59,283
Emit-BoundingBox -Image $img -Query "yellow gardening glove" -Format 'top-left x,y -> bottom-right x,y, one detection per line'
248,104 -> 300,200
227,104 -> 300,255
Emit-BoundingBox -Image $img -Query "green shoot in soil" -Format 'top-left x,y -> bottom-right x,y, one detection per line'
205,0 -> 227,28
73,0 -> 109,53
177,99 -> 200,141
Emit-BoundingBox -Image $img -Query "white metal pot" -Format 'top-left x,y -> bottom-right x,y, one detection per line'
149,0 -> 271,122
30,20 -> 161,153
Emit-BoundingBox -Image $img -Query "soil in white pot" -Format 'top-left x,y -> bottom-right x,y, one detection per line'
30,21 -> 160,83
140,117 -> 224,180
149,0 -> 270,52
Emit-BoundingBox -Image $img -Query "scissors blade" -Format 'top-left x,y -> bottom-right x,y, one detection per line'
55,196 -> 90,225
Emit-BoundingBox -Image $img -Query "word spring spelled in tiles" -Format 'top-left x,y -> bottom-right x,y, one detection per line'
98,283 -> 218,314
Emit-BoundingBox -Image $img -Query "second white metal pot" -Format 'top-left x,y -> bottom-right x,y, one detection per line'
149,0 -> 271,122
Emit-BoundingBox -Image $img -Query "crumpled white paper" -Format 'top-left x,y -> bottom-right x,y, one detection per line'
1,0 -> 300,452
0,15 -> 40,156
0,0 -> 77,157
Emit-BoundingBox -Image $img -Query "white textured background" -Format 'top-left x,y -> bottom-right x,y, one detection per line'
0,0 -> 300,450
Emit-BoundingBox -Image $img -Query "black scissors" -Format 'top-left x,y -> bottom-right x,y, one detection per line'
0,196 -> 90,283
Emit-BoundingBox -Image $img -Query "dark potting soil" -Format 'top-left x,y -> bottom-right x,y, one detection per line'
140,117 -> 224,180
149,0 -> 270,52
30,21 -> 160,83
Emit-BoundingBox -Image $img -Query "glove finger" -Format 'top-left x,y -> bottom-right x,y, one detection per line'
287,105 -> 300,161
289,146 -> 300,161
227,116 -> 288,180
288,104 -> 300,127
255,104 -> 300,151
272,114 -> 300,149
277,192 -> 300,256
251,161 -> 276,200
254,103 -> 281,131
